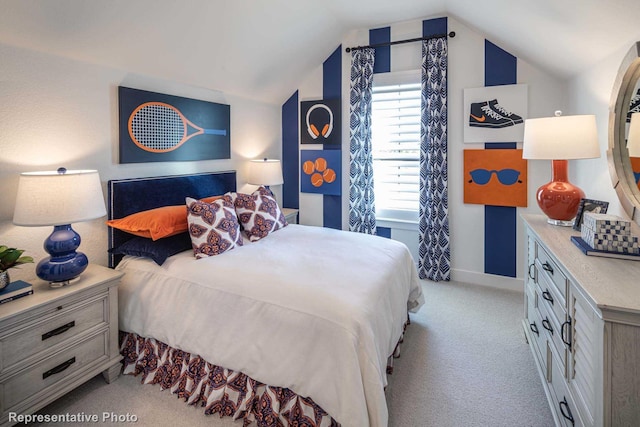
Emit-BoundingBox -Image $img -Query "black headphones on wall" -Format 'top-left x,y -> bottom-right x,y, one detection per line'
305,103 -> 334,139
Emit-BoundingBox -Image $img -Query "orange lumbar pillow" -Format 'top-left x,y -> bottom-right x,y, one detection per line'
107,196 -> 221,240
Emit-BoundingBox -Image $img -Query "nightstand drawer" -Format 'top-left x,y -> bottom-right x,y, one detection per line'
2,331 -> 108,412
0,292 -> 107,372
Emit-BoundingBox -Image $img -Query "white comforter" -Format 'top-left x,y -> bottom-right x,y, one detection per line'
117,224 -> 424,427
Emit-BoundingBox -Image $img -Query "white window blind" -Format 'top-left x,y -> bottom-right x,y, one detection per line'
372,71 -> 421,221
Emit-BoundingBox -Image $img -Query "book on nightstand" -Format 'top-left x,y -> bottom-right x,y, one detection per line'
0,280 -> 33,304
571,236 -> 640,261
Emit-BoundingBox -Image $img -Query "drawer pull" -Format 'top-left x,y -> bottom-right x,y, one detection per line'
559,397 -> 575,426
42,357 -> 76,380
542,290 -> 554,305
542,317 -> 554,335
528,263 -> 535,280
529,322 -> 539,336
542,261 -> 554,275
561,317 -> 572,350
42,321 -> 75,341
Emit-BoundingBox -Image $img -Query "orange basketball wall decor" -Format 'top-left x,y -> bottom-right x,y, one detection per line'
463,149 -> 528,207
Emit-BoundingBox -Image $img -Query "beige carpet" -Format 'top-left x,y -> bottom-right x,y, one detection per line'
32,280 -> 554,427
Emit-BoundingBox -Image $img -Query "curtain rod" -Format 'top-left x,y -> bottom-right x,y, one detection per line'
345,31 -> 455,53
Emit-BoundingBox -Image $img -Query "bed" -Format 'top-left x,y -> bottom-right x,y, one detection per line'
107,171 -> 424,427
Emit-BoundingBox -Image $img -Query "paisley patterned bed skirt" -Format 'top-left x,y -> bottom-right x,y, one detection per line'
119,321 -> 407,427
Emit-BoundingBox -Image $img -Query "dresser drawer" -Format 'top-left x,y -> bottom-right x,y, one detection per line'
536,287 -> 568,376
1,331 -> 108,412
536,243 -> 567,301
550,349 -> 583,427
0,292 -> 107,373
537,268 -> 566,329
526,284 -> 549,378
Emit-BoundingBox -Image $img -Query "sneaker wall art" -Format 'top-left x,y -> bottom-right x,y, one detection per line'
463,84 -> 528,143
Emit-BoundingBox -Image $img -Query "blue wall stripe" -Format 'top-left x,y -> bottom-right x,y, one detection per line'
485,207 -> 517,276
422,17 -> 448,37
282,91 -> 299,209
376,227 -> 391,239
323,46 -> 342,230
370,27 -> 390,74
323,46 -> 342,99
484,40 -> 517,277
485,40 -> 517,87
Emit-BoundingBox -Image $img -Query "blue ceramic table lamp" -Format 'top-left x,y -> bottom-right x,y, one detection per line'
13,168 -> 106,287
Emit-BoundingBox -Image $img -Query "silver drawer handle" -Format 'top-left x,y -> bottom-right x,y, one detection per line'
42,357 -> 76,380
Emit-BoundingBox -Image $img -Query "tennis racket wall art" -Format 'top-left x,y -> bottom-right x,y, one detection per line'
118,87 -> 230,163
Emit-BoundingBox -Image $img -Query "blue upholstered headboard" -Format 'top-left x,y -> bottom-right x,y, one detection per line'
107,171 -> 237,268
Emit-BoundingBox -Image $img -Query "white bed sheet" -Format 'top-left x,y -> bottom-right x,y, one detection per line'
117,224 -> 424,427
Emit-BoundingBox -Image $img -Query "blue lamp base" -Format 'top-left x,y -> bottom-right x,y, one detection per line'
36,224 -> 88,287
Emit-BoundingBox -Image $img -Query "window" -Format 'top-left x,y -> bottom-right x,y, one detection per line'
372,71 -> 421,223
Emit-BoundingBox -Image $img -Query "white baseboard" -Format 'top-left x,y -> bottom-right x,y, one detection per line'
451,269 -> 524,293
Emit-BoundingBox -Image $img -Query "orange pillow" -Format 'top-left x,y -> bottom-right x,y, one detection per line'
107,195 -> 222,240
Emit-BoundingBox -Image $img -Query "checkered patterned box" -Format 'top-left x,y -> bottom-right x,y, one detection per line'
581,213 -> 631,235
581,227 -> 640,254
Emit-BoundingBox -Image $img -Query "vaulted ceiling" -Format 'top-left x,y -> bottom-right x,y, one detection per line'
1,0 -> 639,104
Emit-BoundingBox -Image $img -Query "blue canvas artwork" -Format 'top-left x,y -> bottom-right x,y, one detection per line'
300,150 -> 341,195
119,86 -> 230,163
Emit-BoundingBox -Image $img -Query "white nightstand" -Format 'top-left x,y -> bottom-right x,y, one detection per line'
0,264 -> 123,426
282,208 -> 299,224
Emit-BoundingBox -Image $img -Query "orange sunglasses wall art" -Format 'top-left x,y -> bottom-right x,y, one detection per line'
464,149 -> 528,207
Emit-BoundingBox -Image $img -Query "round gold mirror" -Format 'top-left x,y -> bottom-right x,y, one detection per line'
609,41 -> 640,225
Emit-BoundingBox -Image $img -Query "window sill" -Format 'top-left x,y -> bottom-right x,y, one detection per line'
376,217 -> 419,231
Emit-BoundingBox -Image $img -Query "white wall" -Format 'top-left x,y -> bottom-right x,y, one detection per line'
0,42 -> 281,284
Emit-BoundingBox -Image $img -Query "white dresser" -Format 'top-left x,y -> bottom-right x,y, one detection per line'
522,214 -> 640,427
0,265 -> 122,426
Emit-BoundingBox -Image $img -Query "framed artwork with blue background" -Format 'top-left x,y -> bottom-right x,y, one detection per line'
118,86 -> 230,163
300,99 -> 341,145
300,149 -> 341,195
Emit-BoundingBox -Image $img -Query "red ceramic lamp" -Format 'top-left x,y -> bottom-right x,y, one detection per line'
523,111 -> 600,226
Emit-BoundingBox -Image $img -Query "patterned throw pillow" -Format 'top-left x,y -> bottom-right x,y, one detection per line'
232,187 -> 287,242
186,195 -> 243,258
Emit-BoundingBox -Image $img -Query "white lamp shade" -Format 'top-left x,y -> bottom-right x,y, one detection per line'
522,114 -> 600,160
13,169 -> 107,226
627,112 -> 640,157
248,159 -> 284,186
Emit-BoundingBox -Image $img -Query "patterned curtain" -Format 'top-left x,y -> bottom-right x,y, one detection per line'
349,48 -> 377,234
418,37 -> 450,281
